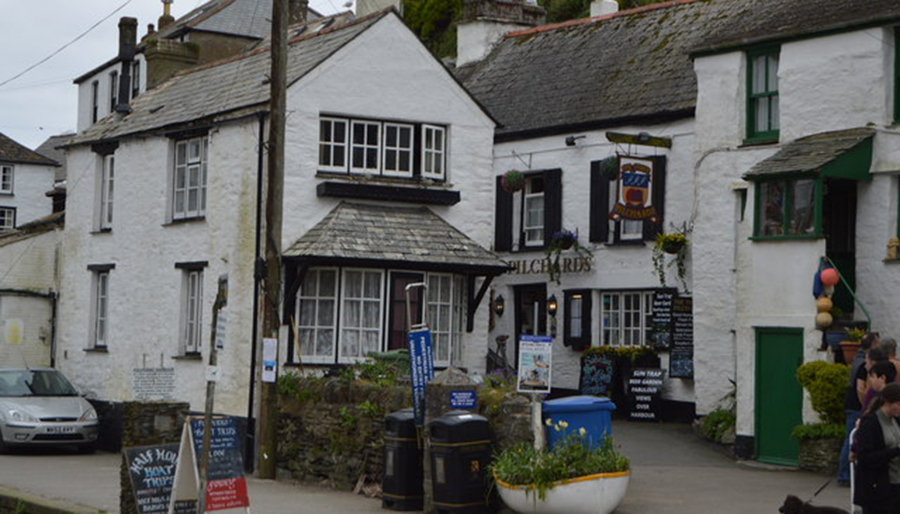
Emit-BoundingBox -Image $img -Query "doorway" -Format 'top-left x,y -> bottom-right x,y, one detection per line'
514,284 -> 547,366
387,272 -> 424,350
755,327 -> 803,465
823,179 -> 857,315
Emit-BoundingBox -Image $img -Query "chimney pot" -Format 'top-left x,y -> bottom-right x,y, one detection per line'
289,0 -> 309,25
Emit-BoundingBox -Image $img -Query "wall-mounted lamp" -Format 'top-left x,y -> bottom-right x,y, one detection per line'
637,131 -> 652,143
494,294 -> 505,317
565,135 -> 587,147
547,294 -> 558,317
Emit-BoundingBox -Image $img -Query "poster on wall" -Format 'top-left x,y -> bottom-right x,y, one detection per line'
579,352 -> 615,396
669,296 -> 694,379
650,289 -> 676,350
627,368 -> 666,421
609,156 -> 659,222
517,335 -> 552,394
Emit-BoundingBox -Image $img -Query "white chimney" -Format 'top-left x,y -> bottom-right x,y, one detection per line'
456,0 -> 545,67
590,0 -> 618,17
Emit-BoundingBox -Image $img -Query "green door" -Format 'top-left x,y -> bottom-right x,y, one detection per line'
755,328 -> 803,466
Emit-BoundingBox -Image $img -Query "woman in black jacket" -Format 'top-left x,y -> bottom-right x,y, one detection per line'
855,382 -> 900,514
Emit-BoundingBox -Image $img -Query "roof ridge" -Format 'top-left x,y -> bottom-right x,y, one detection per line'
505,0 -> 699,38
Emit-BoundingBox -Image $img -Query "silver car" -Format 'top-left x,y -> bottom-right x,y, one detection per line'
0,368 -> 99,453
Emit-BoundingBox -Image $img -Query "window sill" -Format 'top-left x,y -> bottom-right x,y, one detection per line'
90,228 -> 112,235
164,216 -> 206,227
741,136 -> 779,147
0,192 -> 12,196
749,234 -> 822,241
83,347 -> 108,353
172,353 -> 202,361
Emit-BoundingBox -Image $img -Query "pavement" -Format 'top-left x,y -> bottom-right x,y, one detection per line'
0,420 -> 852,513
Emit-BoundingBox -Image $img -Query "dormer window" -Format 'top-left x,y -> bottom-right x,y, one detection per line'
318,115 -> 447,181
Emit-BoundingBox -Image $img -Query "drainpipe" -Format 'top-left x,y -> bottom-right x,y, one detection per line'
50,291 -> 58,368
245,111 -> 266,472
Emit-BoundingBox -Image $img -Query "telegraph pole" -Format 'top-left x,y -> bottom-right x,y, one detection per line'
258,0 -> 287,480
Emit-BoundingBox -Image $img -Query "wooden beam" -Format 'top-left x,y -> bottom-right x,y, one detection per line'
605,131 -> 672,149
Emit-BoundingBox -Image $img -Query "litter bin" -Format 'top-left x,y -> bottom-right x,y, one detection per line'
429,411 -> 492,514
383,408 -> 423,511
542,396 -> 616,451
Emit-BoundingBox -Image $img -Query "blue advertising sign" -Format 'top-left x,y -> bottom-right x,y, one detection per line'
449,390 -> 477,410
408,328 -> 435,426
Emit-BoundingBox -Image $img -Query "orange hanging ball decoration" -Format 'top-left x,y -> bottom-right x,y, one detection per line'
820,268 -> 839,287
816,297 -> 833,313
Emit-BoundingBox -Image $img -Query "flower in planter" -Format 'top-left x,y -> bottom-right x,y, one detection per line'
502,170 -> 526,193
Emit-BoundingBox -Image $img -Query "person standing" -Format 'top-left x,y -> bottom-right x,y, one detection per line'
878,338 -> 900,381
862,361 -> 897,413
840,332 -> 880,485
854,382 -> 900,514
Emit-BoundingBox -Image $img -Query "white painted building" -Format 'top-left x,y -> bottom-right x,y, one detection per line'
0,133 -> 58,230
690,0 -> 900,462
59,10 -> 503,419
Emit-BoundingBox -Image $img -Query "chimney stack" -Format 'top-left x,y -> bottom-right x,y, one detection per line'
456,0 -> 545,67
288,0 -> 309,25
116,17 -> 138,113
590,0 -> 618,17
158,0 -> 175,31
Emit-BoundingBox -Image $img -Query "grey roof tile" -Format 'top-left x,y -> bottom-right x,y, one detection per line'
744,127 -> 876,178
285,202 -> 509,272
0,133 -> 59,166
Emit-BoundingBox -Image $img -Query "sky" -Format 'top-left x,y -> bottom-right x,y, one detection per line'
0,0 -> 340,152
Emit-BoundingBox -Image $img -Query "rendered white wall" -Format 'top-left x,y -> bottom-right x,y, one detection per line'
0,162 -> 56,227
76,55 -> 145,133
457,21 -> 524,67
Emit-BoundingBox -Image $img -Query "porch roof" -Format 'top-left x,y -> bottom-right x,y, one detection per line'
743,127 -> 876,181
283,202 -> 510,275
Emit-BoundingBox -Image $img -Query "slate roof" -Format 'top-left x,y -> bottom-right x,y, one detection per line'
743,127 -> 876,178
458,0 -> 900,140
0,133 -> 58,166
155,0 -> 320,41
69,12 -> 387,146
34,134 -> 72,182
284,202 -> 510,273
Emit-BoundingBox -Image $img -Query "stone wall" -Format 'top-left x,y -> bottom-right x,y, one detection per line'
276,377 -> 531,491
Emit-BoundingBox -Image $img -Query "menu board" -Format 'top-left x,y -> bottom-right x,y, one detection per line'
650,289 -> 676,350
125,444 -> 182,514
580,352 -> 615,396
627,369 -> 665,421
669,296 -> 694,378
189,417 -> 248,511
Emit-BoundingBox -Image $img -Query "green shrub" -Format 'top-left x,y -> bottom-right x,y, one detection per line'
700,408 -> 735,442
796,361 -> 848,425
791,422 -> 844,440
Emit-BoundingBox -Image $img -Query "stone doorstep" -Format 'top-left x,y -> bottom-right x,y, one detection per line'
0,485 -> 105,514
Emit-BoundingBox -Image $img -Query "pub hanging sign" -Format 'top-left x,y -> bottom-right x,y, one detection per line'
610,156 -> 659,222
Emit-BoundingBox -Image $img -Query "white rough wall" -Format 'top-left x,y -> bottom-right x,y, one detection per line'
57,121 -> 259,414
0,162 -> 56,226
76,55 -> 145,133
487,119 -> 696,402
457,21 -> 524,68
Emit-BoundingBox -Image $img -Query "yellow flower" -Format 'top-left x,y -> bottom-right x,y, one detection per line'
545,418 -> 552,427
559,421 -> 569,428
554,425 -> 560,432
579,427 -> 586,436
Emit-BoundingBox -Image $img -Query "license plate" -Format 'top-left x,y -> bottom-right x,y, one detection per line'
46,426 -> 75,434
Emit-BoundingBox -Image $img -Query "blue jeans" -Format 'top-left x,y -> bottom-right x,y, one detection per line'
839,408 -> 860,482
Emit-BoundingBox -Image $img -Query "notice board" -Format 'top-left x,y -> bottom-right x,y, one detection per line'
650,289 -> 676,350
669,295 -> 694,378
627,368 -> 666,421
125,443 -> 181,514
579,352 -> 615,397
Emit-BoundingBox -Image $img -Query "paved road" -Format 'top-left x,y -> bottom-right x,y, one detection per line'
0,420 -> 851,513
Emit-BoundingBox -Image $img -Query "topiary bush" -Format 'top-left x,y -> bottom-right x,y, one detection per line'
796,361 -> 848,425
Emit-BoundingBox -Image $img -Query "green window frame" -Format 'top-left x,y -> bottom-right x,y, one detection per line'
746,47 -> 780,143
752,177 -> 823,239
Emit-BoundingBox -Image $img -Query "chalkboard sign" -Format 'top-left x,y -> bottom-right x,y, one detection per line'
580,352 -> 615,396
188,417 -> 249,511
669,296 -> 694,379
627,368 -> 665,421
125,444 -> 181,514
650,289 -> 676,350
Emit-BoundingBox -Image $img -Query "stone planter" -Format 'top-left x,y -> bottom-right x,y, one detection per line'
798,437 -> 842,475
495,471 -> 630,514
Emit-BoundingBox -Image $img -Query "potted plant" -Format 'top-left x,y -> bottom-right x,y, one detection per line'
545,229 -> 593,284
839,327 -> 866,364
792,361 -> 848,474
502,170 -> 526,193
651,228 -> 689,291
492,423 -> 630,514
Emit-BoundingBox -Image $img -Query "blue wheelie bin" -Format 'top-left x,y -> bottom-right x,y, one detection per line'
542,396 -> 616,451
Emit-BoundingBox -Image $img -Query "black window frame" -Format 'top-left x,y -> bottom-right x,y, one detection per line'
563,289 -> 592,351
494,168 -> 562,252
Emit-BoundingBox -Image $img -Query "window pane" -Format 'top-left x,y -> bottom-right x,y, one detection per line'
363,301 -> 380,327
345,301 -> 360,327
345,271 -> 362,297
334,121 -> 345,142
570,296 -> 582,338
319,270 -> 336,296
319,300 -> 335,325
364,272 -> 380,298
770,96 -> 780,130
175,167 -> 186,188
362,331 -> 379,355
767,55 -> 779,92
300,299 -> 316,323
760,181 -> 785,236
188,189 -> 198,211
400,127 -> 411,147
175,191 -> 185,213
342,330 -> 359,357
755,98 -> 769,132
316,330 -> 334,355
753,55 -> 767,94
300,328 -> 315,355
789,179 -> 816,235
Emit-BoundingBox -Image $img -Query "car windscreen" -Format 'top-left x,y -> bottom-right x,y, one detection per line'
0,370 -> 79,397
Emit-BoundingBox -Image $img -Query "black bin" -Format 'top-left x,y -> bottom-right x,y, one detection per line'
429,411 -> 492,514
382,408 -> 423,510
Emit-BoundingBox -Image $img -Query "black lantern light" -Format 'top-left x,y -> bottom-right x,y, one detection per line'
494,295 -> 505,317
547,294 -> 558,317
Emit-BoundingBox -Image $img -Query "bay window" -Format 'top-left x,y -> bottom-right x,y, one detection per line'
340,269 -> 383,362
600,291 -> 654,347
754,178 -> 820,238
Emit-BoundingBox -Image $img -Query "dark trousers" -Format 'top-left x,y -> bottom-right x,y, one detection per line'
862,483 -> 900,514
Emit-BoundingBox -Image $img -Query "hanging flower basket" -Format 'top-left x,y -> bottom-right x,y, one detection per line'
502,170 -> 526,193
656,232 -> 687,255
552,230 -> 578,250
600,157 -> 619,181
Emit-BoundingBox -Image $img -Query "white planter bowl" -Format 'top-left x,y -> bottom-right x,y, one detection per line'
496,471 -> 630,514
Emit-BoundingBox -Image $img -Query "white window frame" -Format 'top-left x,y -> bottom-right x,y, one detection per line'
339,269 -> 383,363
421,124 -> 446,180
181,269 -> 203,354
318,117 -> 349,172
0,165 -> 13,194
382,122 -> 414,177
350,120 -> 381,174
109,71 -> 118,111
600,291 -> 654,347
0,207 -> 14,230
91,271 -> 110,348
295,268 -> 339,364
523,177 -> 545,246
427,273 -> 457,367
173,136 -> 208,220
100,155 -> 115,229
621,219 -> 643,240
